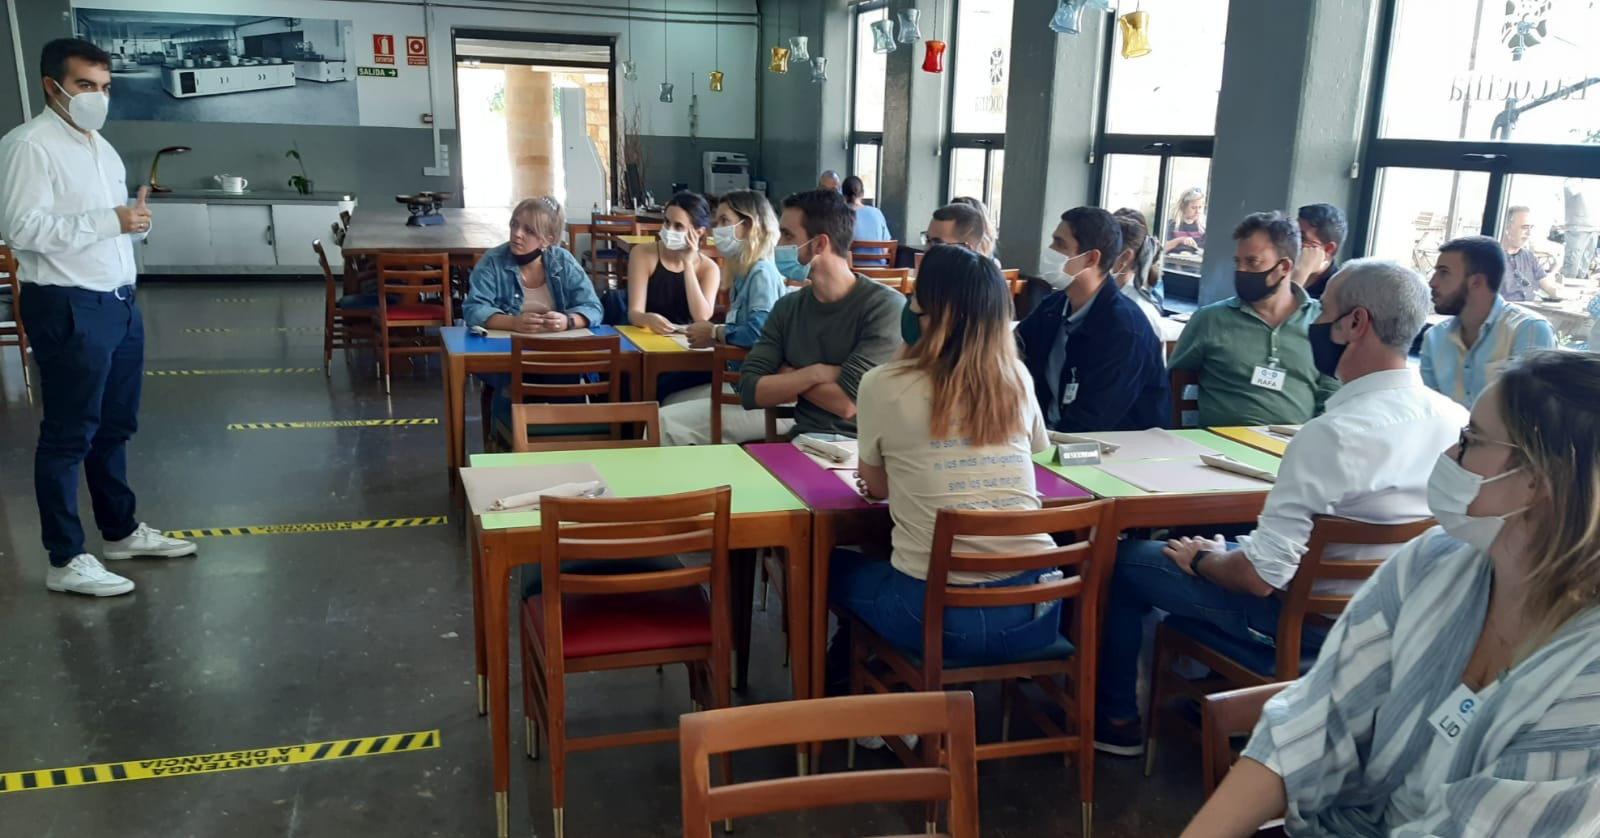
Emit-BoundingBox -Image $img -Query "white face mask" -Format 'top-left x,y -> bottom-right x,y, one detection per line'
711,223 -> 743,257
52,78 -> 109,133
659,229 -> 689,251
1426,451 -> 1530,553
1039,248 -> 1069,290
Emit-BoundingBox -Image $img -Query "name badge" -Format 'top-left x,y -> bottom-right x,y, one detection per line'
1429,684 -> 1481,745
1061,382 -> 1079,405
1251,365 -> 1286,392
1055,442 -> 1102,466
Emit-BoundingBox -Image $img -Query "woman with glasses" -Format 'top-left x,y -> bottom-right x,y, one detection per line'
826,245 -> 1061,691
1185,349 -> 1600,837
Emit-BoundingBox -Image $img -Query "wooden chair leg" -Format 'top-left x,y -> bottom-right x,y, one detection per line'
548,664 -> 567,838
1144,635 -> 1174,778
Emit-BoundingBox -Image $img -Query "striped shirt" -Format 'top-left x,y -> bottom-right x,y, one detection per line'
1420,297 -> 1556,407
1241,529 -> 1600,837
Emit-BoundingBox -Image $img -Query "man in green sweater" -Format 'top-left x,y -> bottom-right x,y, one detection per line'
739,190 -> 903,437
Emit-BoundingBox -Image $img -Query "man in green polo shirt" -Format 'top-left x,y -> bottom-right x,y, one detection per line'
1169,211 -> 1339,427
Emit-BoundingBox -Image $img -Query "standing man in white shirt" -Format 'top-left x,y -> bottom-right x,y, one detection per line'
1092,258 -> 1467,756
0,39 -> 196,597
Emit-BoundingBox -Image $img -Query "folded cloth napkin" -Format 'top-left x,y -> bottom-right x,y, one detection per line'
1266,424 -> 1300,437
1047,431 -> 1121,455
490,480 -> 606,511
1199,454 -> 1276,484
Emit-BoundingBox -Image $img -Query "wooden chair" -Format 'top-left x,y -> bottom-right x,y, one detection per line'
859,266 -> 914,295
846,500 -> 1117,838
509,402 -> 660,452
375,252 -> 452,393
680,692 -> 980,838
491,334 -> 626,451
589,213 -> 635,283
313,240 -> 375,376
525,486 -> 734,838
707,344 -> 749,445
1201,684 -> 1290,837
1001,268 -> 1024,297
1170,367 -> 1200,428
1144,515 -> 1436,777
0,245 -> 29,387
634,221 -> 663,236
563,222 -> 590,254
850,239 -> 899,269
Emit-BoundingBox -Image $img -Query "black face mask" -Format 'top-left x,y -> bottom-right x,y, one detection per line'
1308,312 -> 1350,377
1233,264 -> 1283,303
513,247 -> 544,266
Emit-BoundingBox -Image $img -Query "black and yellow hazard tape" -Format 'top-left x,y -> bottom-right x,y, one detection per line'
183,327 -> 324,334
210,297 -> 261,303
0,729 -> 439,794
163,516 -> 447,539
145,368 -> 321,376
227,418 -> 439,430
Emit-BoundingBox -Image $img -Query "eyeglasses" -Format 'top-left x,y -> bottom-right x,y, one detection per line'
1454,425 -> 1517,464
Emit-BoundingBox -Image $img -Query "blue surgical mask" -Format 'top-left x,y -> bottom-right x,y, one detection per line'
775,245 -> 811,282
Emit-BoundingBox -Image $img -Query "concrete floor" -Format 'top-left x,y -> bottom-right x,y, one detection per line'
0,280 -> 1205,837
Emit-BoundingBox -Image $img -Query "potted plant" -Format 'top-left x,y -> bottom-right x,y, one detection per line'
286,143 -> 313,194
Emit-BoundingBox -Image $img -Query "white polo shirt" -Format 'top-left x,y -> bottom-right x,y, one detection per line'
0,108 -> 139,292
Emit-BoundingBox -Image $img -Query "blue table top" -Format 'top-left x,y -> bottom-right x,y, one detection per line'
440,325 -> 640,355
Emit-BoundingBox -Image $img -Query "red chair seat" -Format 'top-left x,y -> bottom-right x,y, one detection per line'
526,588 -> 711,658
384,304 -> 446,321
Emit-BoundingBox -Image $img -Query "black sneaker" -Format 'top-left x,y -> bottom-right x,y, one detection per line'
1093,717 -> 1145,757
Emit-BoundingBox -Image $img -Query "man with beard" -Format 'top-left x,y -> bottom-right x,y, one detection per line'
1420,235 -> 1555,407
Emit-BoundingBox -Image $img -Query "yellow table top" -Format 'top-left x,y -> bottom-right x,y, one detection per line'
1208,426 -> 1296,456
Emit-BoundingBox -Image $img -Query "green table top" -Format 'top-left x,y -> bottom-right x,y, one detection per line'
469,444 -> 806,529
1035,429 -> 1282,499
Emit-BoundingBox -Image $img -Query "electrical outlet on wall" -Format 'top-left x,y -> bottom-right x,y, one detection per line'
423,143 -> 450,177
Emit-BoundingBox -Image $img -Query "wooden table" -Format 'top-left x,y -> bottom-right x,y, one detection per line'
614,325 -> 719,401
438,326 -> 643,473
740,442 -> 1095,731
464,445 -> 812,837
340,205 -> 510,260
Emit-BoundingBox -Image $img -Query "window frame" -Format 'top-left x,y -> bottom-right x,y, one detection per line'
849,0 -> 889,198
1351,0 -> 1600,257
941,0 -> 1008,215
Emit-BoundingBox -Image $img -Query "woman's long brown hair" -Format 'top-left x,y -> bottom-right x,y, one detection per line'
895,245 -> 1027,447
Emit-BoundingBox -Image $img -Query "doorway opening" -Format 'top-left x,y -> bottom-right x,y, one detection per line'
453,32 -> 615,212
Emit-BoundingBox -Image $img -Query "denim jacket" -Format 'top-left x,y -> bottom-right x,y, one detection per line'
462,243 -> 603,329
723,258 -> 786,348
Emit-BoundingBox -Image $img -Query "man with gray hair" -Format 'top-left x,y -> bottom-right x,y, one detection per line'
817,170 -> 842,193
1093,257 -> 1467,757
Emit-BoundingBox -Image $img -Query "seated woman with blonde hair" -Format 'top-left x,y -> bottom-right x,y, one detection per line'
1185,349 -> 1600,837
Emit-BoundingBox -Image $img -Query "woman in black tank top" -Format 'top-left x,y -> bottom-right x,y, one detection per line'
627,191 -> 721,335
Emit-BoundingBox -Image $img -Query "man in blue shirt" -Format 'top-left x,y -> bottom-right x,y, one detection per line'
1421,235 -> 1555,406
1016,206 -> 1169,432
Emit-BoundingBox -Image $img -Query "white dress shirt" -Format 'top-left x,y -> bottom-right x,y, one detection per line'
1237,368 -> 1469,590
0,108 -> 140,292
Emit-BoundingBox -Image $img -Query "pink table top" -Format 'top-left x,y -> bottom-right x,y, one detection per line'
741,442 -> 1092,512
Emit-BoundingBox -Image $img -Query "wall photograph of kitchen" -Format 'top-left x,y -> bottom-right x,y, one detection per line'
73,8 -> 359,126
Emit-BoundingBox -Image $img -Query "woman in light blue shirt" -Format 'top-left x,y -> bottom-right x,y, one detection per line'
661,190 -> 789,445
843,175 -> 892,247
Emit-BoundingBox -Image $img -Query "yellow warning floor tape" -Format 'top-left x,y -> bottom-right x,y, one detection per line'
0,729 -> 439,794
145,368 -> 320,376
164,516 -> 447,539
227,419 -> 439,430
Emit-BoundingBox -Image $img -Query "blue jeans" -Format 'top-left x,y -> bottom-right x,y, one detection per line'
828,549 -> 1062,665
20,285 -> 144,565
1097,539 -> 1281,722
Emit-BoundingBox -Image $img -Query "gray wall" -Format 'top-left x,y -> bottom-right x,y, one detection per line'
756,0 -> 827,203
636,135 -> 758,201
0,1 -> 22,126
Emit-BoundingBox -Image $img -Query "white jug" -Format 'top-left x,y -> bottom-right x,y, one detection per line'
214,174 -> 248,193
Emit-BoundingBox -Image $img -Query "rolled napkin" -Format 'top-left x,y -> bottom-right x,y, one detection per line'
489,480 -> 606,511
1266,424 -> 1301,437
796,435 -> 854,463
1199,454 -> 1276,484
1046,431 -> 1121,455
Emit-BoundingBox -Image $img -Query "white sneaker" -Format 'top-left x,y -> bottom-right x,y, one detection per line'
103,523 -> 197,560
46,554 -> 135,597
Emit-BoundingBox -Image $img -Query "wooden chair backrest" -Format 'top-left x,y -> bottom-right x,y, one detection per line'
1170,367 -> 1200,428
0,245 -> 20,328
312,239 -> 339,308
850,239 -> 900,268
564,222 -> 591,254
1271,515 -> 1436,677
330,220 -> 346,247
509,401 -> 660,452
709,344 -> 749,444
508,334 -> 624,405
590,214 -> 635,261
921,500 -> 1116,681
339,209 -> 352,228
1001,268 -> 1024,297
1201,683 -> 1290,794
375,251 -> 451,322
680,692 -> 979,838
858,266 -> 913,295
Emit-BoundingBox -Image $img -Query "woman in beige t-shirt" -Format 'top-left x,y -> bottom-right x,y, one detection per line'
826,245 -> 1061,688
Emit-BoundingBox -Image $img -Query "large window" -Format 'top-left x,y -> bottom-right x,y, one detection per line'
1358,0 -> 1599,345
850,2 -> 889,201
944,0 -> 1012,227
1094,0 -> 1229,302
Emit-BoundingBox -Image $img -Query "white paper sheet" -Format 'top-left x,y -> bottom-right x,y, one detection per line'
1097,458 -> 1271,494
478,327 -> 595,339
460,462 -> 611,515
1078,429 -> 1219,461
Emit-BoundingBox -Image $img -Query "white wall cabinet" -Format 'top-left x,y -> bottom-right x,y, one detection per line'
140,196 -> 355,275
208,205 -> 277,267
140,202 -> 214,267
270,204 -> 345,269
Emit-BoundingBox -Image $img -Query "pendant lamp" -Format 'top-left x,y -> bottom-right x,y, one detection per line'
922,0 -> 945,73
897,8 -> 922,43
1119,6 -> 1151,58
709,0 -> 724,90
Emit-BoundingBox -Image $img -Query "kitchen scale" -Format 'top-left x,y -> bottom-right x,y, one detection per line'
396,192 -> 453,226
